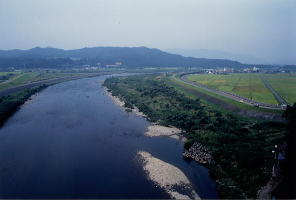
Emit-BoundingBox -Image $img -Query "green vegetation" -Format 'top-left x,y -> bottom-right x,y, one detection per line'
0,72 -> 40,89
0,85 -> 47,127
0,72 -> 20,83
187,73 -> 279,104
0,71 -> 100,91
103,74 -> 286,198
0,69 -> 109,127
277,104 -> 296,198
0,72 -> 51,90
170,75 -> 282,114
264,73 -> 296,105
273,104 -> 296,198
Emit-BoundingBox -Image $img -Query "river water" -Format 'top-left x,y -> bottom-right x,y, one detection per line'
0,75 -> 217,198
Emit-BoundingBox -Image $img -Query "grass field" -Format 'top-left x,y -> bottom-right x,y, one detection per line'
264,73 -> 296,105
168,75 -> 282,115
0,72 -> 43,90
0,72 -> 20,83
0,71 -> 91,91
0,72 -> 19,76
187,73 -> 284,105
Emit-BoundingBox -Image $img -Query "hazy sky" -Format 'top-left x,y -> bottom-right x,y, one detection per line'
0,0 -> 295,64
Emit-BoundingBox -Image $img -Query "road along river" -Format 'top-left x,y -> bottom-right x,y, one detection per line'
0,75 -> 217,199
180,74 -> 286,110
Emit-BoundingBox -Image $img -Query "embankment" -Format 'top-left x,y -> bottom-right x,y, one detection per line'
0,85 -> 47,127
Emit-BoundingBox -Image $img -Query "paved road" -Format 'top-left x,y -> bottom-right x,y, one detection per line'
178,73 -> 286,110
0,74 -> 102,98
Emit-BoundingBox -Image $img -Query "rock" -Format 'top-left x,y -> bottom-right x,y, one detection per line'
182,143 -> 213,165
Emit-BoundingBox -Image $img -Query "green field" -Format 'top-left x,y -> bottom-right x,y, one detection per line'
187,73 -> 296,105
0,71 -> 20,83
0,71 -> 92,91
264,74 -> 296,105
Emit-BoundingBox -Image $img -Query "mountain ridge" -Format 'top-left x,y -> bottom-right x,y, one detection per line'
0,46 -> 246,69
165,48 -> 268,65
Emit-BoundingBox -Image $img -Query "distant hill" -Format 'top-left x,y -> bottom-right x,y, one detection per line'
165,48 -> 267,65
0,46 -> 245,69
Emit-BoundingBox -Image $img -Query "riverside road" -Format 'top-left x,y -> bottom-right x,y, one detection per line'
179,74 -> 286,110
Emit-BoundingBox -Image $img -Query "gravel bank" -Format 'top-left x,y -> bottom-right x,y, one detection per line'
104,89 -> 146,117
105,88 -> 201,199
144,124 -> 186,141
105,88 -> 186,141
137,151 -> 200,200
183,143 -> 213,165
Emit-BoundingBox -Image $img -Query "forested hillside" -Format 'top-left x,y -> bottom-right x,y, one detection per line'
0,47 -> 243,69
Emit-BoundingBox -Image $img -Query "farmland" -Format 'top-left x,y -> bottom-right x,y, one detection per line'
187,73 -> 296,105
0,71 -> 99,91
0,72 -> 20,83
264,74 -> 296,105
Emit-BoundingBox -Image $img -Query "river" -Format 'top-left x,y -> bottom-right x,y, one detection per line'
0,75 -> 218,199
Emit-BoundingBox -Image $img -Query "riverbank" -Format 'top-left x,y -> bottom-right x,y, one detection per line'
105,87 -> 214,164
145,124 -> 186,141
105,88 -> 204,199
0,75 -> 218,199
137,151 -> 200,199
183,143 -> 213,165
0,85 -> 47,127
103,75 -> 287,198
104,88 -> 146,117
105,88 -> 187,140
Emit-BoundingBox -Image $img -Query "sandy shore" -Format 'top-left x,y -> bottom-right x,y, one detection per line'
105,88 -> 186,141
145,124 -> 187,141
105,87 -> 201,199
137,151 -> 200,199
104,89 -> 146,117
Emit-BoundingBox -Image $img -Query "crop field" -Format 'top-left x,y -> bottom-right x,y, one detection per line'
264,74 -> 296,105
0,72 -> 40,90
0,72 -> 20,83
0,72 -> 19,76
0,71 -> 88,91
187,73 -> 296,105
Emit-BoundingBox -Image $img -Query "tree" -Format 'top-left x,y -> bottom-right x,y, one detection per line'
276,103 -> 296,198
